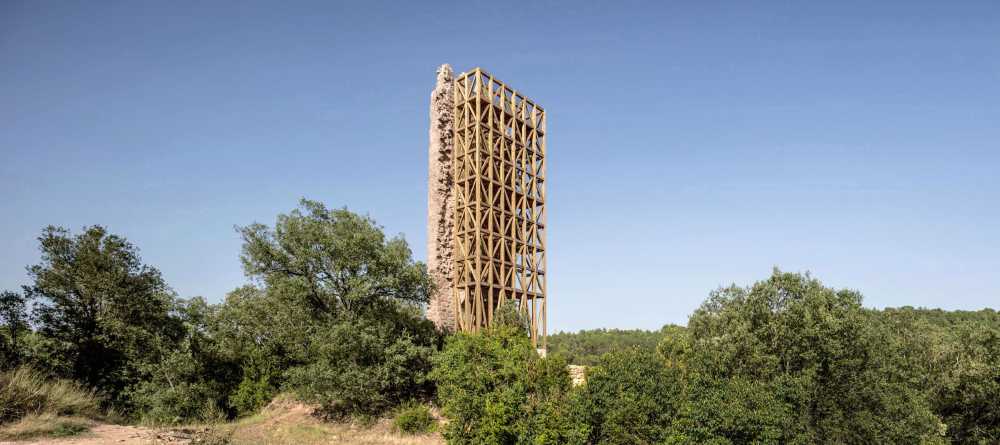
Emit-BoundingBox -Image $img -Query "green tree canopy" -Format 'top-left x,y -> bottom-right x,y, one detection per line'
0,290 -> 29,369
682,270 -> 945,444
231,199 -> 438,419
431,315 -> 588,445
237,199 -> 430,320
25,225 -> 181,404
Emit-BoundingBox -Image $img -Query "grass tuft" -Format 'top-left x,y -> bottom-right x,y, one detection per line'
0,366 -> 101,424
0,413 -> 93,441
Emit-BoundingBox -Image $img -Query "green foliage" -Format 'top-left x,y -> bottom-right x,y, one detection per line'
431,322 -> 588,445
127,297 -> 239,424
932,324 -> 1000,444
875,307 -> 1000,444
0,290 -> 29,370
666,377 -> 791,445
9,199 -> 1000,444
131,199 -> 442,423
0,367 -> 100,424
393,402 -> 435,434
574,347 -> 680,444
50,420 -> 89,437
492,303 -> 529,332
682,270 -> 944,444
547,327 -> 664,366
233,199 -> 439,419
285,305 -> 438,419
26,226 -> 183,406
211,285 -> 302,414
237,199 -> 431,320
229,369 -> 277,417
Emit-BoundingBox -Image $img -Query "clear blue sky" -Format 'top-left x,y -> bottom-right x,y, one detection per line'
2,1 -> 998,331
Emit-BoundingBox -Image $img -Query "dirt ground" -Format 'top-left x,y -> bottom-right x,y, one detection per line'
0,423 -> 175,445
0,398 -> 444,445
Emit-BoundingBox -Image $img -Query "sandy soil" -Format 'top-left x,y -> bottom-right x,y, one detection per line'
0,423 -> 187,445
0,397 -> 443,445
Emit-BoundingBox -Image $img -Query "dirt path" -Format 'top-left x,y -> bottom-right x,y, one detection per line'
0,424 -> 195,445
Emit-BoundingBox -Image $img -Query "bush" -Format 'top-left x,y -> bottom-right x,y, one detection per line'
127,298 -> 240,424
285,306 -> 438,420
0,367 -> 100,424
229,371 -> 277,417
665,377 -> 791,444
393,402 -> 435,434
130,379 -> 227,425
431,320 -> 589,445
574,347 -> 681,445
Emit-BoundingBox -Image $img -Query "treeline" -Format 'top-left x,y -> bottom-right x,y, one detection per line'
1,199 -> 439,424
1,199 -> 998,444
548,327 -> 666,366
438,275 -> 1000,444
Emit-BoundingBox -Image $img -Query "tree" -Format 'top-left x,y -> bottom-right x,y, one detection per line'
0,290 -> 29,369
683,270 -> 945,444
547,327 -> 665,366
431,320 -> 588,445
665,376 -> 791,445
237,199 -> 430,320
876,307 -> 1000,443
284,303 -> 438,419
127,297 -> 241,424
234,199 -> 438,418
211,285 -> 307,416
574,347 -> 681,445
25,225 -> 181,404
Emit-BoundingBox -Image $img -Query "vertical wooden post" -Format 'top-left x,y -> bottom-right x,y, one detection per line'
450,67 -> 547,348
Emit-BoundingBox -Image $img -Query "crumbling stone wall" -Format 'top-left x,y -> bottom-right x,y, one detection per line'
427,64 -> 456,331
568,365 -> 587,386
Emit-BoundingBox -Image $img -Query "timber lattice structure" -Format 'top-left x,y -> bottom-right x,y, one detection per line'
451,67 -> 547,348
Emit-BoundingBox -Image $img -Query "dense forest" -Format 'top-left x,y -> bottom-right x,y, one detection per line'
2,199 -> 999,444
548,328 -> 666,366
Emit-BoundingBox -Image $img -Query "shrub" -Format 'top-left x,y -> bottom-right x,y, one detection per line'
127,298 -> 241,424
130,379 -> 227,425
665,377 -> 791,444
285,306 -> 439,420
393,402 -> 435,434
431,321 -> 589,445
0,367 -> 100,424
229,372 -> 277,417
574,347 -> 681,445
50,419 -> 90,437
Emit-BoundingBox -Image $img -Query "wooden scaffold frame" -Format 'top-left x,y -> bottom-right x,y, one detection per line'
452,67 -> 547,348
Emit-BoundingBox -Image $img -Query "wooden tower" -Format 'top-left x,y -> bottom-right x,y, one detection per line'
451,67 -> 547,348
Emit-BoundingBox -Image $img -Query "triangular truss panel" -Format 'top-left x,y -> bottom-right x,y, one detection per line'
452,68 -> 547,348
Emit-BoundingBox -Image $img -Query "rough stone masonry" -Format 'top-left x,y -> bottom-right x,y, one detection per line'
426,64 -> 456,331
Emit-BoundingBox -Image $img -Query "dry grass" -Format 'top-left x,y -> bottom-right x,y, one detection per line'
0,413 -> 94,441
205,395 -> 444,445
0,367 -> 100,424
0,367 -> 101,441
